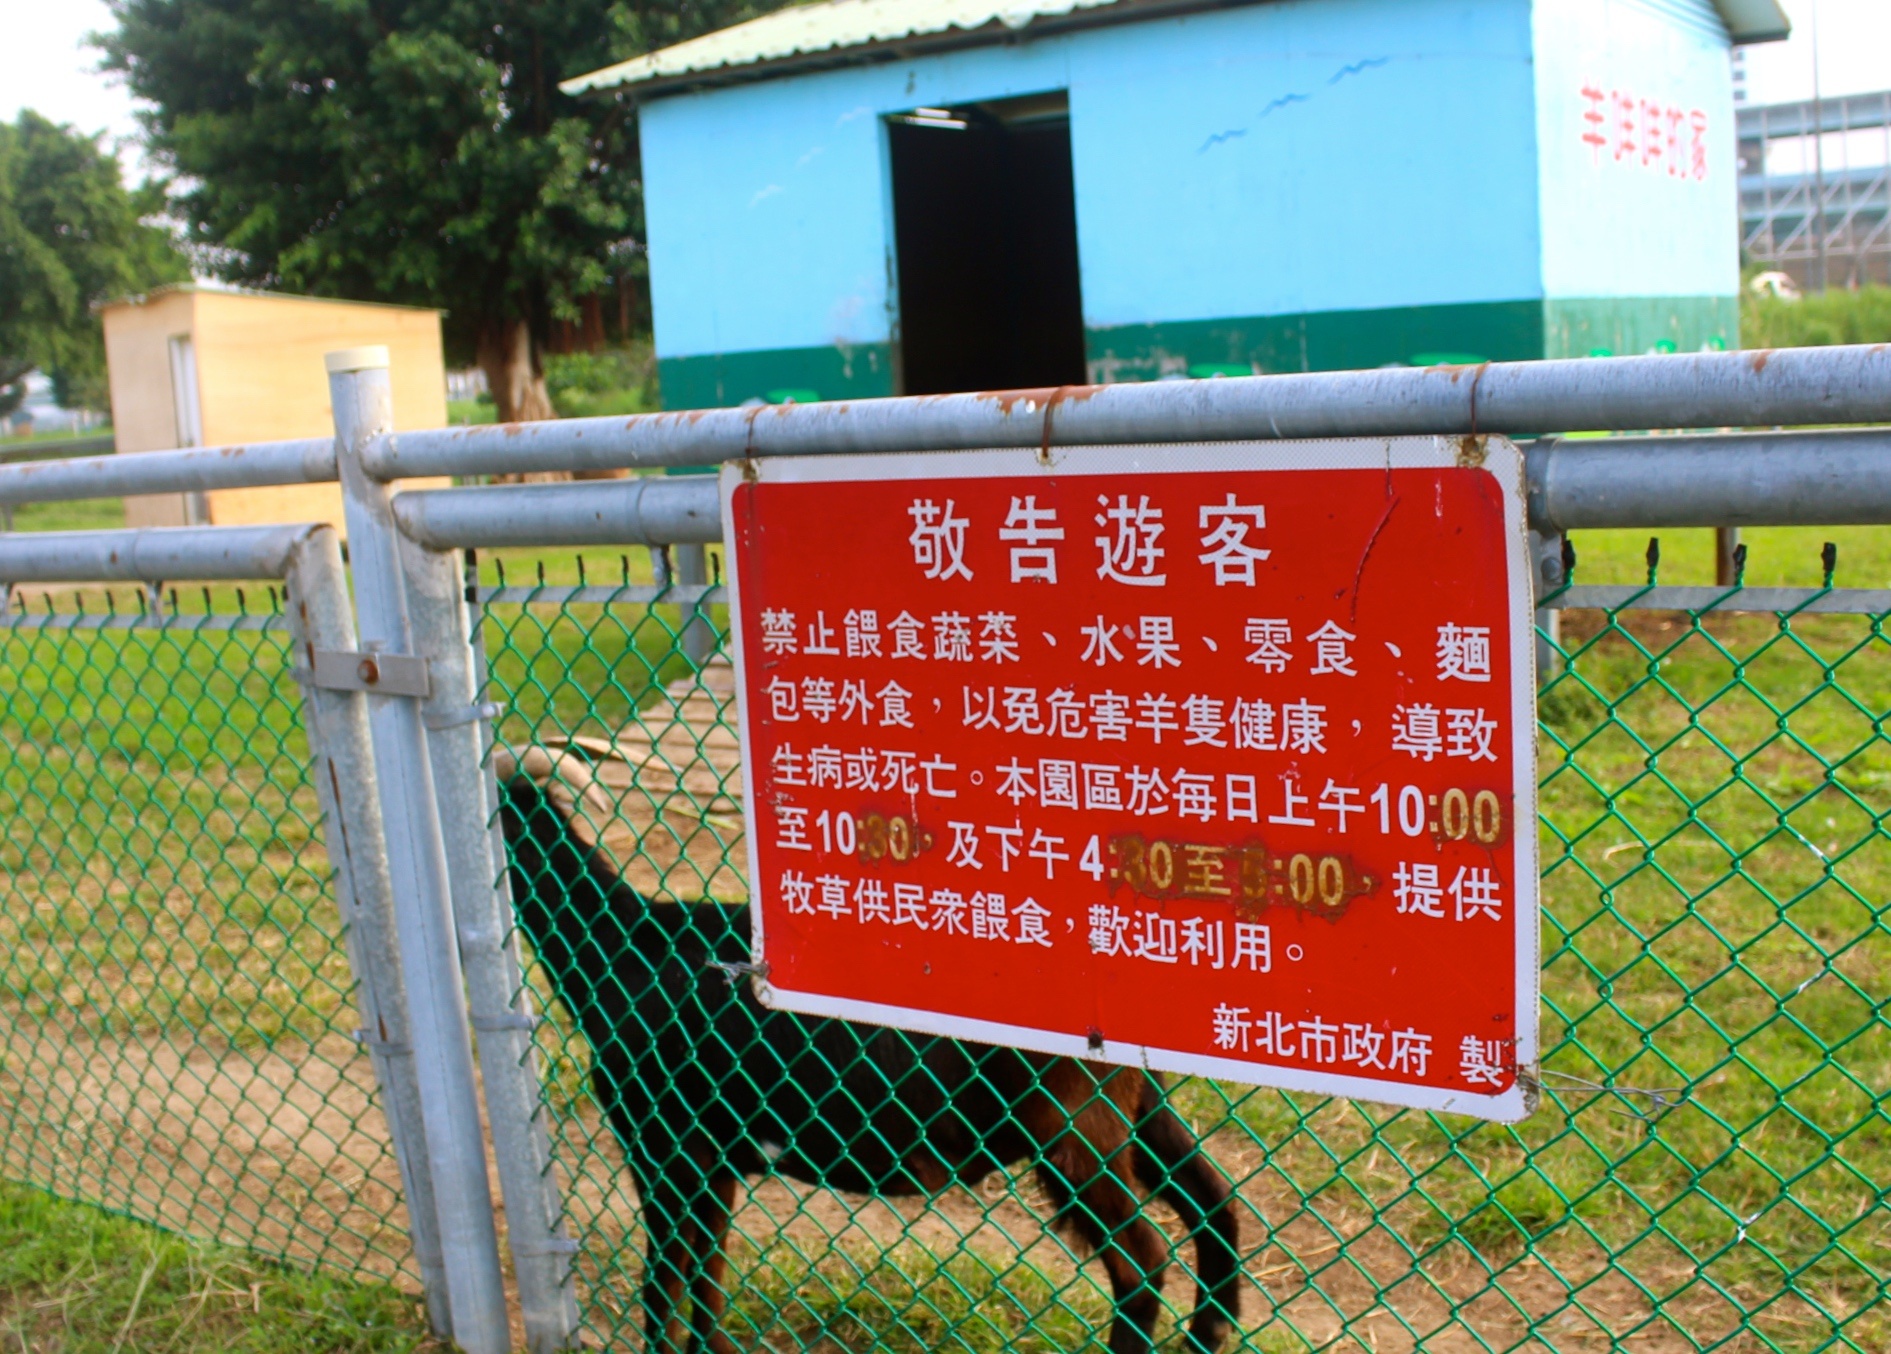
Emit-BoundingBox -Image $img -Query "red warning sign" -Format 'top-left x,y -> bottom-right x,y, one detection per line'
723,439 -> 1539,1120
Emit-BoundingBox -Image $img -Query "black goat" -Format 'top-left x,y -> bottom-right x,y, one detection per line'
497,749 -> 1242,1354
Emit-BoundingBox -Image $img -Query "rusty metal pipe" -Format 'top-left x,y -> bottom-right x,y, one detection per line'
0,438 -> 335,506
381,429 -> 1891,550
0,524 -> 326,582
364,346 -> 1891,480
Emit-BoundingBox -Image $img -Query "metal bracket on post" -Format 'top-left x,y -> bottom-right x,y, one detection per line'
326,346 -> 512,1354
281,528 -> 452,1335
425,700 -> 503,731
310,649 -> 433,698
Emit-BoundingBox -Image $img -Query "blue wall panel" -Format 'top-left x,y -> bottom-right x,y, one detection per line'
640,0 -> 1542,367
1070,0 -> 1540,327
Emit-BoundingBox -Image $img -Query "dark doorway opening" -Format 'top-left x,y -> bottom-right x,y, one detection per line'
887,92 -> 1088,395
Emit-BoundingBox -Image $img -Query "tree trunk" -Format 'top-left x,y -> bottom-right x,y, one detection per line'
476,317 -> 556,424
474,314 -> 626,480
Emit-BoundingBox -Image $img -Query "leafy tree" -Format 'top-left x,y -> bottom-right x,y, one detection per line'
0,111 -> 186,418
102,0 -> 764,423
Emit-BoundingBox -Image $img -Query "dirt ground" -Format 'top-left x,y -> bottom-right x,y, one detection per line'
0,934 -> 1823,1354
0,1019 -> 413,1286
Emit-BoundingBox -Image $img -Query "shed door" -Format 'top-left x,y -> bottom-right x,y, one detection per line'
888,92 -> 1087,395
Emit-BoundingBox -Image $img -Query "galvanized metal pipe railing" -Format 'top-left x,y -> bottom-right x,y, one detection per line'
393,476 -> 722,548
0,438 -> 334,506
280,528 -> 455,1338
4,345 -> 1891,512
1525,428 -> 1891,529
365,345 -> 1891,480
327,352 -> 512,1354
0,523 -> 334,582
384,429 -> 1891,549
386,456 -> 587,1352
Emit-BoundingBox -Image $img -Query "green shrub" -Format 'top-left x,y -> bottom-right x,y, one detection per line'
1741,284 -> 1891,349
545,343 -> 658,418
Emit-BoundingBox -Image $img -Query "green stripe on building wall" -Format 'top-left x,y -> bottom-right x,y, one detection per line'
1085,300 -> 1546,381
656,297 -> 1736,408
1542,296 -> 1738,359
657,343 -> 895,411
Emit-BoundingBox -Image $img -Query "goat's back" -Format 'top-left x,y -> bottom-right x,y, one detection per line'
502,772 -> 1131,1190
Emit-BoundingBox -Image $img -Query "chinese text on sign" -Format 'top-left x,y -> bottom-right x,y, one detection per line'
723,440 -> 1539,1120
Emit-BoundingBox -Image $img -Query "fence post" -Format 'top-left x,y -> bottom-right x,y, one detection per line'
326,346 -> 512,1354
281,525 -> 453,1335
1530,528 -> 1565,680
674,541 -> 715,666
400,538 -> 584,1349
1715,526 -> 1742,587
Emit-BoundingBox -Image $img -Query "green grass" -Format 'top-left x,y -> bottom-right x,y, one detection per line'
1567,525 -> 1891,589
8,496 -> 125,534
728,1240 -> 1107,1353
447,398 -> 495,426
0,1179 -> 429,1353
0,429 -> 108,447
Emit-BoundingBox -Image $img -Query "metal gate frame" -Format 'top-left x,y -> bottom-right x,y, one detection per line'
0,342 -> 1888,1351
0,522 -> 454,1328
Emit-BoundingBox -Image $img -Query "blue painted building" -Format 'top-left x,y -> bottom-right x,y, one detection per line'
566,0 -> 1789,409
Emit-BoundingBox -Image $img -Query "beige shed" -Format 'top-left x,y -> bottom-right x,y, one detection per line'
102,284 -> 450,530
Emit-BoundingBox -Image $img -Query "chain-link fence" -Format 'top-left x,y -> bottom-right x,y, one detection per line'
1,346 -> 1887,1354
0,584 -> 415,1284
478,555 -> 1885,1354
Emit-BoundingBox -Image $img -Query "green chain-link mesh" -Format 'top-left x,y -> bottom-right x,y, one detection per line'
0,560 -> 1878,1351
0,588 -> 415,1286
485,564 -> 1886,1354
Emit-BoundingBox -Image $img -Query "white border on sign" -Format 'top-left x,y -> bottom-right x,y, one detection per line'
720,439 -> 1540,1123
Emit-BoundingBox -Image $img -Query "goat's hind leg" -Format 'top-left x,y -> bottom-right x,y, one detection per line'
1132,1098 -> 1241,1352
684,1172 -> 740,1354
1034,1149 -> 1168,1354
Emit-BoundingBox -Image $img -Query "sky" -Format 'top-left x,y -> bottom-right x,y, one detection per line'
1,0 -> 149,176
1,0 -> 1887,182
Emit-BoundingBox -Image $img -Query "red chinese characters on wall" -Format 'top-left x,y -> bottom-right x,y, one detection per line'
1581,81 -> 1708,180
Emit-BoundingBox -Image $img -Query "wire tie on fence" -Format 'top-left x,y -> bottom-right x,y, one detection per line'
708,959 -> 770,985
469,1011 -> 540,1033
424,700 -> 504,731
1539,1069 -> 1686,1121
512,1236 -> 583,1257
1789,968 -> 1829,999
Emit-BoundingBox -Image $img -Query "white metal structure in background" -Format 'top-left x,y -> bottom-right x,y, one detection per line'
0,344 -> 1889,1350
1740,89 -> 1891,290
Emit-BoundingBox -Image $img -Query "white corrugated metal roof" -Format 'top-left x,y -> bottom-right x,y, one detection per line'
562,0 -> 1789,97
561,0 -> 1196,95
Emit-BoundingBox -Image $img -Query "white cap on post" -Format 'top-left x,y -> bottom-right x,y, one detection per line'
325,345 -> 391,374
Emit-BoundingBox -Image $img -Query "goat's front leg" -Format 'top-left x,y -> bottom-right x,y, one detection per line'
639,1176 -> 703,1354
686,1172 -> 740,1354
